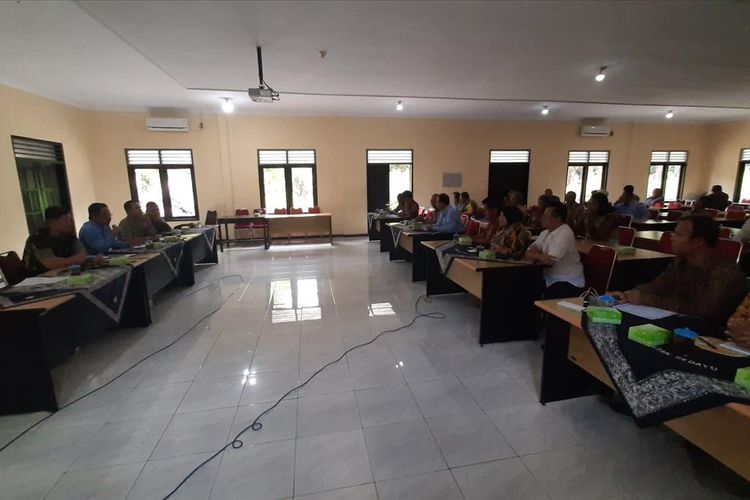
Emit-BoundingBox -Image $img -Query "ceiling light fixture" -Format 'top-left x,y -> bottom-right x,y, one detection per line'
541,105 -> 549,115
221,98 -> 234,113
665,110 -> 674,119
595,66 -> 607,82
396,100 -> 404,111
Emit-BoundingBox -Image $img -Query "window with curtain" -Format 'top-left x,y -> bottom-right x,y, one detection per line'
647,151 -> 687,201
734,148 -> 750,202
565,151 -> 609,203
258,150 -> 317,211
125,149 -> 198,219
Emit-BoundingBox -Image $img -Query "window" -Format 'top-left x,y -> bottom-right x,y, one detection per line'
734,149 -> 750,202
367,150 -> 413,210
566,151 -> 609,203
125,149 -> 198,219
647,151 -> 687,202
258,150 -> 317,211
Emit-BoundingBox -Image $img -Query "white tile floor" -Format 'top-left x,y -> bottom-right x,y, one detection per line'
0,237 -> 748,499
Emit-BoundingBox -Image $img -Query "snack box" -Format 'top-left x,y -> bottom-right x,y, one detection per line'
586,306 -> 623,325
628,323 -> 671,347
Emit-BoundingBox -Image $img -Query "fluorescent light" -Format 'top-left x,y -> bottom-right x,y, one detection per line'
665,110 -> 674,119
595,66 -> 607,82
396,100 -> 404,111
541,106 -> 549,115
221,98 -> 234,113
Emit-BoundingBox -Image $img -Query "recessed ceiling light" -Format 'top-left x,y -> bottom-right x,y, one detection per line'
396,100 -> 404,111
595,66 -> 607,82
221,98 -> 234,113
665,110 -> 674,119
541,106 -> 549,116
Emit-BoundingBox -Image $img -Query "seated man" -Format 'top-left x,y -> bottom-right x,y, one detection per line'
644,188 -> 664,208
610,215 -> 747,326
79,203 -> 130,254
146,201 -> 172,234
392,193 -> 405,214
429,193 -> 465,234
402,190 -> 420,220
614,185 -> 649,220
23,206 -> 86,276
460,191 -> 479,216
563,191 -> 585,228
474,197 -> 500,246
525,202 -> 585,299
118,200 -> 158,241
706,185 -> 730,211
419,193 -> 440,224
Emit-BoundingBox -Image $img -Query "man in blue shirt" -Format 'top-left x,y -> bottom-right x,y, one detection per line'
79,203 -> 130,254
429,193 -> 465,234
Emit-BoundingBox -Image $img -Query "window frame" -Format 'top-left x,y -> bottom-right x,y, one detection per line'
734,148 -> 750,202
566,150 -> 609,203
258,149 -> 318,211
125,148 -> 199,221
366,149 -> 414,210
648,151 -> 687,201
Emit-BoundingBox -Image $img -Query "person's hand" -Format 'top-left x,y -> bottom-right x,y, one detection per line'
608,291 -> 628,302
624,290 -> 642,304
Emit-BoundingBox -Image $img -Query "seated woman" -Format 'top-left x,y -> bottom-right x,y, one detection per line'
490,205 -> 530,260
577,192 -> 618,241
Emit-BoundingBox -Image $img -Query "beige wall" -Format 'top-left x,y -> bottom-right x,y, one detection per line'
2,82 -> 749,254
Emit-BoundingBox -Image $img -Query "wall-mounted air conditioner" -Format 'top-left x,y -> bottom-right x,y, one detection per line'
579,125 -> 612,138
146,117 -> 189,132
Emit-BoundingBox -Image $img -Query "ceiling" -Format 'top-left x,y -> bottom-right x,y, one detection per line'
2,0 -> 750,122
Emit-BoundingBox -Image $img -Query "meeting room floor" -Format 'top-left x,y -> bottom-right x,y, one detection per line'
0,237 -> 748,500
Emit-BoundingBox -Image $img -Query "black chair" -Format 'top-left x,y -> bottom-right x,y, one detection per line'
205,210 -> 218,225
0,251 -> 26,286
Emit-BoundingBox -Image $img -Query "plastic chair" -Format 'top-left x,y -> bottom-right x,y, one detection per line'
274,208 -> 288,215
615,214 -> 632,228
466,219 -> 481,236
719,227 -> 732,239
583,245 -> 617,295
657,232 -> 674,254
307,207 -> 321,214
725,209 -> 746,220
0,251 -> 25,286
290,208 -> 303,215
667,202 -> 683,210
205,210 -> 218,225
234,208 -> 252,241
715,238 -> 742,263
618,226 -> 636,246
666,211 -> 683,221
460,214 -> 469,227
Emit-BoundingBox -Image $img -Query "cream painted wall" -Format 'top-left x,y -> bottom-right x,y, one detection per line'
2,82 -> 748,255
0,85 -> 97,254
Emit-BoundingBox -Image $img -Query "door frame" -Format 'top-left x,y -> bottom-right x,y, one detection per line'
365,148 -> 415,209
487,148 -> 531,203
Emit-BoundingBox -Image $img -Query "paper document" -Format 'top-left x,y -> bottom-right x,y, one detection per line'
14,276 -> 68,287
615,303 -> 674,320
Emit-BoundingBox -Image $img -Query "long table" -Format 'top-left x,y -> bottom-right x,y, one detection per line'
266,213 -> 333,244
217,215 -> 270,251
390,227 -> 453,281
422,240 -> 544,344
634,217 -> 747,232
367,213 -> 406,241
535,298 -> 750,481
575,239 -> 674,290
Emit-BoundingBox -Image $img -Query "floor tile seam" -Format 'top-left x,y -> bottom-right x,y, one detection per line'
401,378 -> 452,478
204,403 -> 246,500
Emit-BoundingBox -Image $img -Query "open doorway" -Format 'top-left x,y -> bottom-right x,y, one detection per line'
366,149 -> 413,214
488,150 -> 530,204
12,136 -> 72,235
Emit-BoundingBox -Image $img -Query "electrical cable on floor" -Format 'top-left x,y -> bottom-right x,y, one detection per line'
0,275 -> 245,454
163,294 -> 446,499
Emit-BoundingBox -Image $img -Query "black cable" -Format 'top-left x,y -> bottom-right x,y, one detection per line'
163,295 -> 446,499
0,275 -> 244,454
182,274 -> 244,297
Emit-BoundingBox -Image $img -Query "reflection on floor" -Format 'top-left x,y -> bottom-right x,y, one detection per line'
0,237 -> 748,499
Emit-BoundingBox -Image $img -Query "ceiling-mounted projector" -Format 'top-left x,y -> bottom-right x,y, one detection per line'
248,87 -> 279,103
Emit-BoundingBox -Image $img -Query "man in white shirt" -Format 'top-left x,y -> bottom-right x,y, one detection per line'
525,201 -> 585,299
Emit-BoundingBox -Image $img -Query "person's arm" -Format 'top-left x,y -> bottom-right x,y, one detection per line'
80,225 -> 112,254
36,246 -> 86,271
615,262 -> 684,311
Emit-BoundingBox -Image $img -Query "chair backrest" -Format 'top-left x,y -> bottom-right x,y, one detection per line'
274,208 -> 288,215
583,245 -> 617,295
0,251 -> 25,286
466,219 -> 481,236
307,206 -> 321,214
235,208 -> 250,216
657,232 -> 674,254
725,209 -> 746,220
718,227 -> 732,239
418,207 -> 425,216
460,214 -> 469,227
205,210 -> 218,225
667,202 -> 683,210
617,226 -> 636,246
254,208 -> 266,215
615,214 -> 632,228
290,208 -> 303,215
666,211 -> 683,221
715,238 -> 742,263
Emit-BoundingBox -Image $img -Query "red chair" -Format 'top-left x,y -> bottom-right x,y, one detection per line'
274,208 -> 288,215
667,202 -> 683,210
583,245 -> 617,295
618,226 -> 636,246
0,251 -> 25,286
725,209 -> 746,220
466,219 -> 481,236
715,238 -> 742,263
460,214 -> 469,227
666,211 -> 683,221
307,206 -> 321,214
719,227 -> 732,239
657,232 -> 674,254
290,208 -> 303,215
705,208 -> 719,218
615,214 -> 632,228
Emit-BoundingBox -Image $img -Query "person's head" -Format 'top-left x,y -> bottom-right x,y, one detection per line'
544,188 -> 553,197
437,193 -> 450,209
145,201 -> 161,220
564,191 -> 578,205
429,193 -> 439,210
651,188 -> 663,198
124,200 -> 143,217
508,190 -> 524,206
483,197 -> 500,221
88,203 -> 112,226
587,192 -> 612,215
623,185 -> 635,195
396,193 -> 404,205
403,191 -> 414,201
620,185 -> 635,205
711,185 -> 723,194
44,206 -> 74,235
460,191 -> 470,202
541,201 -> 567,231
672,215 -> 719,255
498,205 -> 523,228
452,192 -> 461,203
